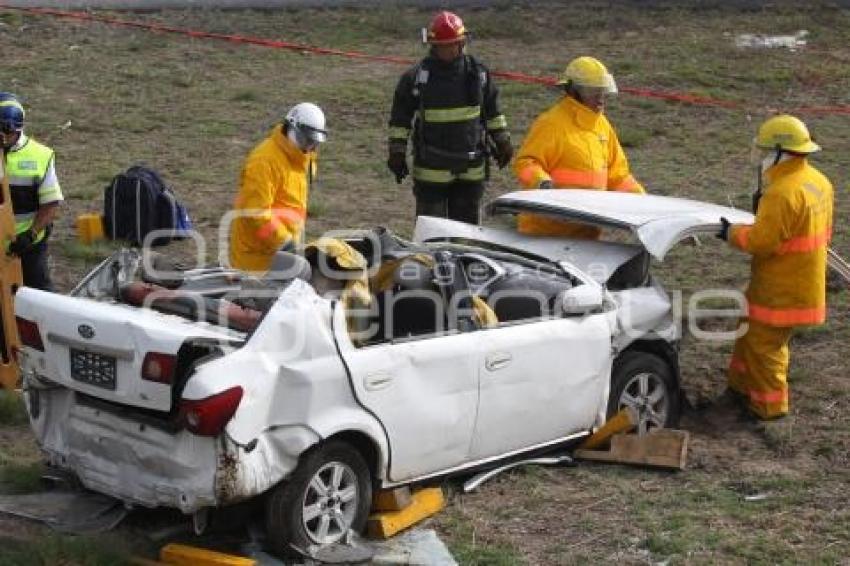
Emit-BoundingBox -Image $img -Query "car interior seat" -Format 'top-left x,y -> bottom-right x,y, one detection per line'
485,263 -> 574,322
383,258 -> 444,340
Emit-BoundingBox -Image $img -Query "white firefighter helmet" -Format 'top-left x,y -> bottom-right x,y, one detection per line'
284,102 -> 327,151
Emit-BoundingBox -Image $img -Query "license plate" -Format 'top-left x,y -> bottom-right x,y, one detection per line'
70,349 -> 117,390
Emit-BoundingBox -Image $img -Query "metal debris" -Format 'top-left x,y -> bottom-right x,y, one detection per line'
462,454 -> 574,493
0,489 -> 127,534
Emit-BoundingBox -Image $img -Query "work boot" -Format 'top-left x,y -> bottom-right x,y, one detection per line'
754,415 -> 796,455
712,388 -> 746,413
698,389 -> 752,428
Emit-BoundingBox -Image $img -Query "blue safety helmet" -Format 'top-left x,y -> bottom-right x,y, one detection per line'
0,92 -> 25,132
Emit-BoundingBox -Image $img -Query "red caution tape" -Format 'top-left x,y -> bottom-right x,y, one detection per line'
3,5 -> 850,117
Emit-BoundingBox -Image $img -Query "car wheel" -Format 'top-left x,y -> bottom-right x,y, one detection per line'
607,351 -> 680,434
265,440 -> 372,558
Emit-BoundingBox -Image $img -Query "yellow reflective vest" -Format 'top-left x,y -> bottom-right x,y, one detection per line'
5,136 -> 62,242
729,157 -> 833,327
229,127 -> 317,272
513,96 -> 644,237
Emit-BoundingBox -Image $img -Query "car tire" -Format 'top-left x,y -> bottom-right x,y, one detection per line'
265,440 -> 372,558
607,351 -> 680,434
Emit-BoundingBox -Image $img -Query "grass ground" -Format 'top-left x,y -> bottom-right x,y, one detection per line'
1,2 -> 849,564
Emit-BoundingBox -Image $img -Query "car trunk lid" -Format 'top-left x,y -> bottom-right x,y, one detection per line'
488,189 -> 754,260
15,288 -> 242,412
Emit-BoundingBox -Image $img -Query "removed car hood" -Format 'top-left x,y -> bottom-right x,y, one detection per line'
488,190 -> 755,260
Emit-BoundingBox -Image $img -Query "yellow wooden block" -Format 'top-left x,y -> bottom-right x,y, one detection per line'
0,149 -> 23,391
159,543 -> 256,566
367,487 -> 445,539
76,213 -> 105,245
372,486 -> 413,512
579,407 -> 637,450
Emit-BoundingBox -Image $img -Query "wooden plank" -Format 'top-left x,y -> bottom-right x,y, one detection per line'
0,149 -> 23,391
367,487 -> 445,540
574,429 -> 689,471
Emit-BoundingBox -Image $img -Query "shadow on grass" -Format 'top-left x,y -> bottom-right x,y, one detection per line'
0,391 -> 27,426
0,533 -> 136,566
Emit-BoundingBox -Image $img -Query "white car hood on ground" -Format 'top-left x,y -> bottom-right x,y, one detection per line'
488,190 -> 755,260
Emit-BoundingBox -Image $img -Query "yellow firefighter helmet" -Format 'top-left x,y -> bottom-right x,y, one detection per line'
557,56 -> 617,94
755,114 -> 820,154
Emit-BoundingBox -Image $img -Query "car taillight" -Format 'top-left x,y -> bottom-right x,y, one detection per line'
178,386 -> 243,437
15,317 -> 44,351
141,352 -> 177,384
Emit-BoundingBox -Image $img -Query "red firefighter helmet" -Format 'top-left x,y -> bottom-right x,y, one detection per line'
426,11 -> 466,45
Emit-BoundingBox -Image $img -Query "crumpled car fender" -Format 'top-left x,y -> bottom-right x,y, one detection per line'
216,411 -> 389,504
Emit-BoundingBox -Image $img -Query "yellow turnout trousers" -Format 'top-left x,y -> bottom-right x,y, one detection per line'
727,318 -> 793,419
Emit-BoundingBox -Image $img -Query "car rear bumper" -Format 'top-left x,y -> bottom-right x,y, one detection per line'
26,385 -> 318,514
28,386 -> 218,513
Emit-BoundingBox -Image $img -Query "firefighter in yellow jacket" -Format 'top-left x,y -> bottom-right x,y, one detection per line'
229,103 -> 327,273
718,115 -> 833,420
513,56 -> 644,238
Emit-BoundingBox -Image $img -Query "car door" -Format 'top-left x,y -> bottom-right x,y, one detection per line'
468,312 -> 613,460
334,304 -> 481,482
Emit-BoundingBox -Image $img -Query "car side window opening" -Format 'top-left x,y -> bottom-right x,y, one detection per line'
321,229 -> 583,347
362,254 -> 450,345
354,253 -> 581,347
346,249 -> 493,347
459,253 -> 578,325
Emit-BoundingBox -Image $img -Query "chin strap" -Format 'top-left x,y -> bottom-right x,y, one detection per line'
753,148 -> 791,213
770,145 -> 784,168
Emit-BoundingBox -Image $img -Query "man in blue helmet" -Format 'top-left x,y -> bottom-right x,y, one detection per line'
1,93 -> 63,290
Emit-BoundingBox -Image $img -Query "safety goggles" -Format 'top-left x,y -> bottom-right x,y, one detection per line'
575,85 -> 616,100
299,123 -> 327,144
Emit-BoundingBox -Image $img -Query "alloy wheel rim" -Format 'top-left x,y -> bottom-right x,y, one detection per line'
301,461 -> 359,545
617,371 -> 669,435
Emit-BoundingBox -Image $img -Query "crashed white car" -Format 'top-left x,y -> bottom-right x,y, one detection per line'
15,190 -> 751,556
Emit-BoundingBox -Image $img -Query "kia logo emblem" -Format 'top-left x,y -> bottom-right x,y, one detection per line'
78,324 -> 95,340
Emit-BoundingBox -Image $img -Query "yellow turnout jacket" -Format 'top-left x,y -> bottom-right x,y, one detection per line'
729,157 -> 833,327
230,127 -> 317,272
513,96 -> 644,237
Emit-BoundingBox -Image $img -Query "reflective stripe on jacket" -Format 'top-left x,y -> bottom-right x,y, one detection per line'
5,136 -> 62,241
229,127 -> 315,273
729,157 -> 833,327
388,54 -> 507,185
513,96 -> 643,236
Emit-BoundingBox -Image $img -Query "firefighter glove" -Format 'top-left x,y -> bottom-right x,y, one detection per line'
491,131 -> 514,169
387,151 -> 409,184
716,217 -> 731,241
8,229 -> 36,257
